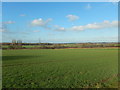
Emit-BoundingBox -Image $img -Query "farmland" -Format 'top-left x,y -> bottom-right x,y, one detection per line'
2,48 -> 118,88
1,42 -> 119,49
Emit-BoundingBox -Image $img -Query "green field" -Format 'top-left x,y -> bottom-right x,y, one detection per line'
2,48 -> 118,88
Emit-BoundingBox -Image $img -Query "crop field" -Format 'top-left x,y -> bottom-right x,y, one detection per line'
2,48 -> 118,88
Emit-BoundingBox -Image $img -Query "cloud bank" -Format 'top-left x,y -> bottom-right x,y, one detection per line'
71,20 -> 118,31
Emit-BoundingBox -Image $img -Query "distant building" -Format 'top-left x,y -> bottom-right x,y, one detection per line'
12,39 -> 16,44
11,39 -> 17,46
17,40 -> 22,44
11,39 -> 22,46
17,40 -> 22,46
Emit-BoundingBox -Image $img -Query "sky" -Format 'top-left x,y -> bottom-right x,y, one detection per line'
2,0 -> 120,2
1,2 -> 118,43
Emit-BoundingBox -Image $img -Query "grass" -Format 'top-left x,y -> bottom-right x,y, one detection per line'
2,48 -> 118,88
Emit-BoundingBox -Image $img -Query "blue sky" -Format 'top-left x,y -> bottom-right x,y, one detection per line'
2,2 -> 118,43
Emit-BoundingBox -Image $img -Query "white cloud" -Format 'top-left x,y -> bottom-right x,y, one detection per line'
56,27 -> 65,31
4,21 -> 15,24
86,4 -> 92,9
20,14 -> 26,16
54,25 -> 66,31
71,20 -> 118,31
33,30 -> 40,32
72,26 -> 84,31
52,20 -> 118,32
31,18 -> 52,28
66,15 -> 79,21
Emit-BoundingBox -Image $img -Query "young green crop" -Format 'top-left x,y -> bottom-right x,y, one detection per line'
2,48 -> 118,88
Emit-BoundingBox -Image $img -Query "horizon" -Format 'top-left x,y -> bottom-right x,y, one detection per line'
1,41 -> 119,44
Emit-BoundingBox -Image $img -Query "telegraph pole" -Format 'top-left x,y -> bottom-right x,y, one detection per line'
39,38 -> 41,45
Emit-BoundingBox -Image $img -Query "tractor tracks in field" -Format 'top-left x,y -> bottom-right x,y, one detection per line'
2,60 -> 119,88
85,73 -> 119,88
2,65 -> 119,88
